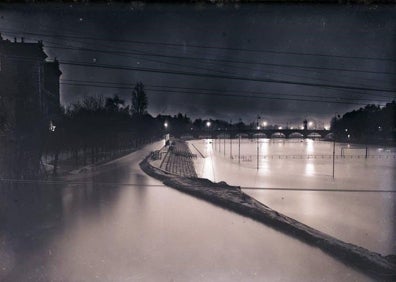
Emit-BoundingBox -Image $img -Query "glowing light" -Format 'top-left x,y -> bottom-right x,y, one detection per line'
278,126 -> 282,130
206,121 -> 211,127
164,122 -> 168,128
308,121 -> 313,127
262,121 -> 267,127
49,121 -> 56,132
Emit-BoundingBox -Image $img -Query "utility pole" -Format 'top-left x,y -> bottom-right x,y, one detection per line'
238,135 -> 241,164
332,113 -> 337,179
230,136 -> 232,159
224,136 -> 225,156
257,115 -> 260,170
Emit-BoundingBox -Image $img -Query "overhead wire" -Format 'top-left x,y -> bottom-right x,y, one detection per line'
59,60 -> 396,93
2,29 -> 393,91
1,28 -> 395,63
61,79 -> 390,102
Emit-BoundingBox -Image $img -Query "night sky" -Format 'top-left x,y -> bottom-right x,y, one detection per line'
1,3 -> 395,127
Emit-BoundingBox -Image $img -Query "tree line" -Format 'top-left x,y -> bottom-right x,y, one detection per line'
331,101 -> 396,143
45,82 -> 162,175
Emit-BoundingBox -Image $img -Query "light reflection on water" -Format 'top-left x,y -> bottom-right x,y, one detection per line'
190,139 -> 396,255
306,139 -> 314,154
304,162 -> 315,176
0,180 -> 371,282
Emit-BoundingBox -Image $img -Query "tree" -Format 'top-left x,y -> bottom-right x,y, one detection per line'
105,94 -> 125,112
131,82 -> 148,115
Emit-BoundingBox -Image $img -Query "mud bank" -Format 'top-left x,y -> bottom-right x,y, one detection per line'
140,155 -> 396,280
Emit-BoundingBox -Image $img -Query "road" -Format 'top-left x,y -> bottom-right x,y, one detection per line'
1,141 -> 371,281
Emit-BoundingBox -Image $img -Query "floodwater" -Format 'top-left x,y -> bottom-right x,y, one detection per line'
1,141 -> 371,281
189,139 -> 396,256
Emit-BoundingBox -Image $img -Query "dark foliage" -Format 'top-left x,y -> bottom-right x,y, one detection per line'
331,101 -> 396,142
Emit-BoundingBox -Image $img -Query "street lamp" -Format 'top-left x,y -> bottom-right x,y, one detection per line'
49,120 -> 56,132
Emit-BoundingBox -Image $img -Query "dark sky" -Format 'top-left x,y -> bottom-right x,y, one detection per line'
1,3 -> 395,127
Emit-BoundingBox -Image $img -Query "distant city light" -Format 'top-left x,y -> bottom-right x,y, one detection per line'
206,121 -> 211,127
256,126 -> 261,130
300,126 -> 304,130
347,134 -> 350,139
262,121 -> 267,127
308,121 -> 313,127
278,126 -> 282,130
324,125 -> 330,130
345,128 -> 348,132
164,122 -> 168,128
290,126 -> 294,130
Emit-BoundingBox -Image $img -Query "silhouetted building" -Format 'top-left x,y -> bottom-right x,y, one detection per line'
0,34 -> 61,178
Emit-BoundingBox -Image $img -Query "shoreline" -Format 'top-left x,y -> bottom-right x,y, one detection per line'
140,152 -> 396,280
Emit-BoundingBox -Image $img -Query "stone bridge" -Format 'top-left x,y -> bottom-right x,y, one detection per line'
174,129 -> 332,139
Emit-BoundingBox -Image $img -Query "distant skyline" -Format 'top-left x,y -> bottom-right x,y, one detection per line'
1,2 -> 395,125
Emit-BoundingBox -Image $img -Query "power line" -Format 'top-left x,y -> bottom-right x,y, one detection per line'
59,60 -> 396,93
44,44 -> 236,77
6,31 -> 393,90
42,42 -> 395,91
60,81 -> 380,106
1,178 -> 394,193
240,187 -> 396,193
146,84 -> 395,100
42,43 -> 396,76
60,78 -> 394,102
2,28 -> 395,63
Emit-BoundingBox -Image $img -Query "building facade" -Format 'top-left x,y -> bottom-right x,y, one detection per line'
0,35 -> 61,178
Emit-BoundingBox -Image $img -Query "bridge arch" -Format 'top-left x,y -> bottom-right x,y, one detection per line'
271,132 -> 286,138
252,133 -> 267,138
324,133 -> 334,140
288,132 -> 304,139
236,133 -> 249,138
307,132 -> 322,139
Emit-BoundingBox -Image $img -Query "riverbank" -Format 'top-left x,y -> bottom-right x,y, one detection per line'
140,141 -> 396,280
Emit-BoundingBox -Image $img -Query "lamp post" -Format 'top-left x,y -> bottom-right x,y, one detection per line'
332,114 -> 337,179
206,120 -> 211,147
238,134 -> 241,164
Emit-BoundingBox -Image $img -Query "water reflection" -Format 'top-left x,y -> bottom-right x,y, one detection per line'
201,139 -> 215,180
0,181 -> 371,281
304,162 -> 315,176
190,139 -> 396,255
306,139 -> 314,154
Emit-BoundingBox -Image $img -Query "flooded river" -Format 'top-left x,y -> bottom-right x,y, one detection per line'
0,142 -> 373,281
189,139 -> 396,256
